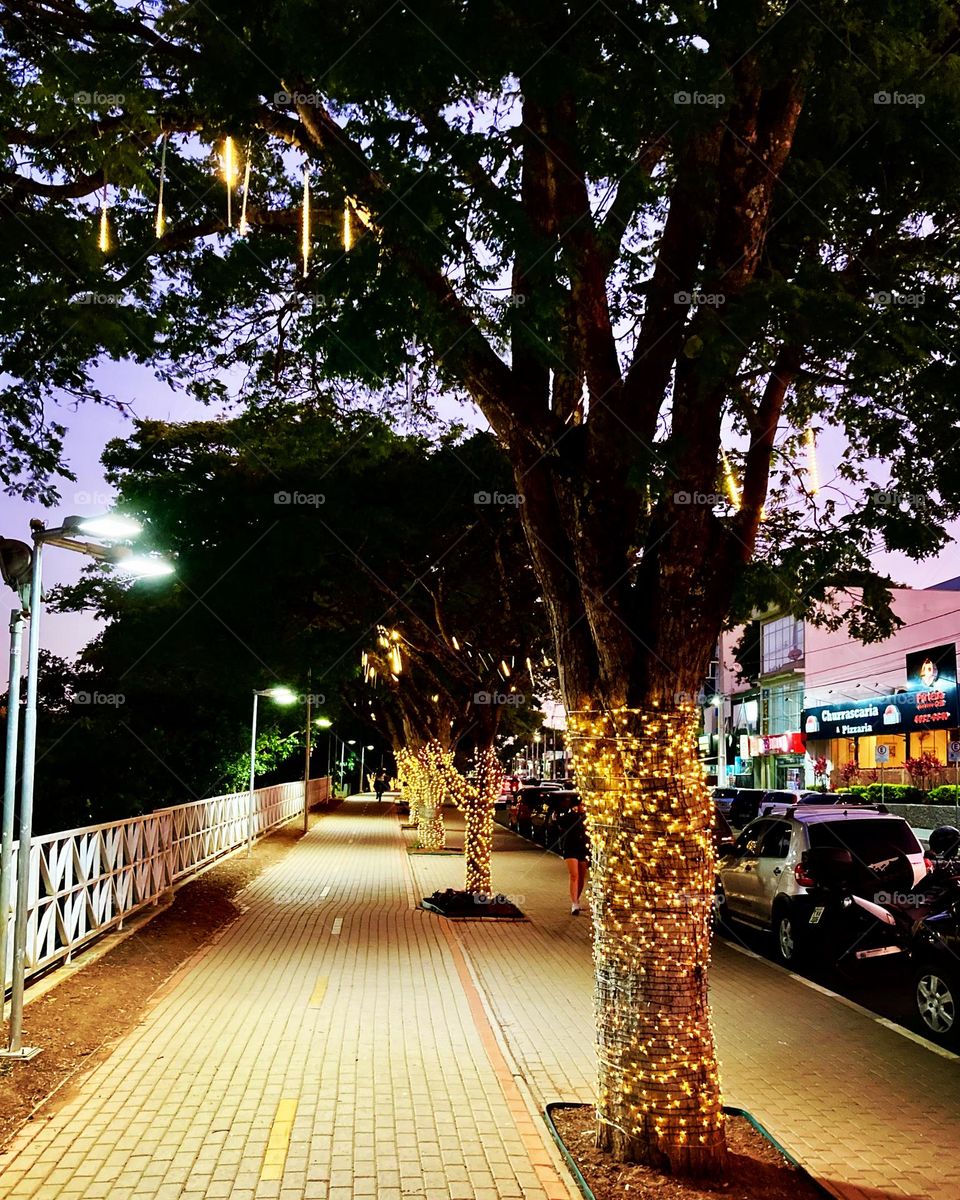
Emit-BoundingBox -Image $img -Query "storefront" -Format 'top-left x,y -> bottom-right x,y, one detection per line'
802,643 -> 960,786
746,732 -> 806,788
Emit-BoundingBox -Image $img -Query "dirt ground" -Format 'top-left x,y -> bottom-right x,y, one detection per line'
552,1107 -> 828,1200
0,816 -> 313,1152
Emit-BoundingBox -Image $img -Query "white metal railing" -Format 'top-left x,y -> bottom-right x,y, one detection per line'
3,776 -> 332,989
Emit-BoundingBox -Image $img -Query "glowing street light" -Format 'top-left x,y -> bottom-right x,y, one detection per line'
248,685 -> 297,854
0,512 -> 173,1060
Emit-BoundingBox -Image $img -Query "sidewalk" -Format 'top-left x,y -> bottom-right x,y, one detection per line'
1,797 -> 957,1200
0,798 -> 577,1200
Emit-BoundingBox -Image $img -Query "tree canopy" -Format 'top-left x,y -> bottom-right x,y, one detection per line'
26,406 -> 547,828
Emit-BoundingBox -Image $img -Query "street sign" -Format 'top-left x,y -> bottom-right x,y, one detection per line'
875,743 -> 890,764
948,740 -> 960,764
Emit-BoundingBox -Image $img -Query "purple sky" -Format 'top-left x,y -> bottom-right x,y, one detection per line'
2,364 -> 959,687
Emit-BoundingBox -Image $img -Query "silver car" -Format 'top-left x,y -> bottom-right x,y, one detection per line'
716,805 -> 926,965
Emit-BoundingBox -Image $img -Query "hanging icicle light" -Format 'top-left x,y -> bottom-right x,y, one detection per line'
238,144 -> 252,237
720,449 -> 742,511
389,644 -> 403,675
302,167 -> 311,277
805,428 -> 820,495
155,135 -> 168,239
98,187 -> 112,252
343,199 -> 353,251
452,636 -> 460,651
221,136 -> 238,226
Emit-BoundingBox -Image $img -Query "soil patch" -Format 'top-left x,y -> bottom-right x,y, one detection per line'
551,1106 -> 828,1200
0,817 -> 312,1151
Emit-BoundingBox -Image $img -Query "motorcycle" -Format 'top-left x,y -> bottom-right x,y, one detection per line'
800,826 -> 960,1047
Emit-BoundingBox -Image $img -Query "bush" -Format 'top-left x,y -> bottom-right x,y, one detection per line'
836,785 -> 868,799
928,786 -> 960,805
861,782 -> 925,805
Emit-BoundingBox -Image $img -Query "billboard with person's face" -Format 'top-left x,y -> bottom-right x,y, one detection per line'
906,644 -> 958,692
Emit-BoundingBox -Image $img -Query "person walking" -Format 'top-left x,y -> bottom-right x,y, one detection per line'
555,799 -> 590,915
374,771 -> 388,802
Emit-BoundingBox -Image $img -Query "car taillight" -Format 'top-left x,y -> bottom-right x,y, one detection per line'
794,861 -> 816,888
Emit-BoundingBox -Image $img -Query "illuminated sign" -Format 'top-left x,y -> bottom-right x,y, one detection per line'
802,686 -> 960,739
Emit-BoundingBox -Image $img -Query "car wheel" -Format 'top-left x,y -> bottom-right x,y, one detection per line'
915,964 -> 960,1046
773,905 -> 804,966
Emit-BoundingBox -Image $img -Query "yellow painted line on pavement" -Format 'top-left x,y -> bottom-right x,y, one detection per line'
260,1097 -> 298,1181
308,975 -> 328,1007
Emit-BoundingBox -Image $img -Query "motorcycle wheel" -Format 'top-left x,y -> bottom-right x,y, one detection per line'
915,963 -> 960,1047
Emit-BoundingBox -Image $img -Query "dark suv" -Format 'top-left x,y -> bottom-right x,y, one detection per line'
728,789 -> 768,828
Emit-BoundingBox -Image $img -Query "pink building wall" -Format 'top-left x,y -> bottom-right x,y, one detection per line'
804,587 -> 960,702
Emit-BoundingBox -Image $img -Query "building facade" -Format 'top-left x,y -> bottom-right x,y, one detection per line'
703,582 -> 960,790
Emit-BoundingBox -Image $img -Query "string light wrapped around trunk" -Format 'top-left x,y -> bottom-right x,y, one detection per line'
567,704 -> 727,1176
421,741 -> 501,892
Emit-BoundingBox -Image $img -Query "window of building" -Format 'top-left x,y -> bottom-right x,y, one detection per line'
761,616 -> 804,674
766,680 -> 804,734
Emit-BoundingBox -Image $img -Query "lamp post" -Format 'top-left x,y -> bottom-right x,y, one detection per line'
0,609 -> 24,1015
713,693 -> 728,785
1,514 -> 172,1060
248,685 -> 296,853
359,743 -> 374,794
314,717 -> 332,804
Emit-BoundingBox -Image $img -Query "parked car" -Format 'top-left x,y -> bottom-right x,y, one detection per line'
712,787 -> 740,817
727,788 -> 768,828
714,809 -> 735,855
507,785 -> 562,838
716,805 -> 927,966
530,789 -> 580,845
496,776 -> 521,809
759,790 -> 846,816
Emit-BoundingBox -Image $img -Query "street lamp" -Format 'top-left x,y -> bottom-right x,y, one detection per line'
248,686 -> 296,853
313,717 -> 332,784
1,514 -> 173,1060
359,743 -> 374,794
712,693 -> 728,784
340,739 -> 356,795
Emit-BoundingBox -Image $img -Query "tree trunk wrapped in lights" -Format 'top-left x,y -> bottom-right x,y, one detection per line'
568,704 -> 726,1178
395,749 -> 421,827
415,744 -> 447,850
422,742 -> 503,893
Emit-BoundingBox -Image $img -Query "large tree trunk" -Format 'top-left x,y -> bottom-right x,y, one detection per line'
569,704 -> 726,1178
566,700 -> 724,1171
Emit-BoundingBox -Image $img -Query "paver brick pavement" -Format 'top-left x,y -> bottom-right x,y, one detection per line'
5,798 -> 958,1200
0,799 -> 579,1200
407,811 -> 960,1200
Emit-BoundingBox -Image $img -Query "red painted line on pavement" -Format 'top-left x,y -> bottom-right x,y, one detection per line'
437,916 -> 575,1199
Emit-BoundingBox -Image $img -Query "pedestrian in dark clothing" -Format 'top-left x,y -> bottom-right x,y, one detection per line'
374,772 -> 388,802
554,801 -> 590,914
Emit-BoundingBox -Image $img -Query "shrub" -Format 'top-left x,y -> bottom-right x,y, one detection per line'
928,785 -> 960,805
861,782 -> 925,805
836,785 -> 868,799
